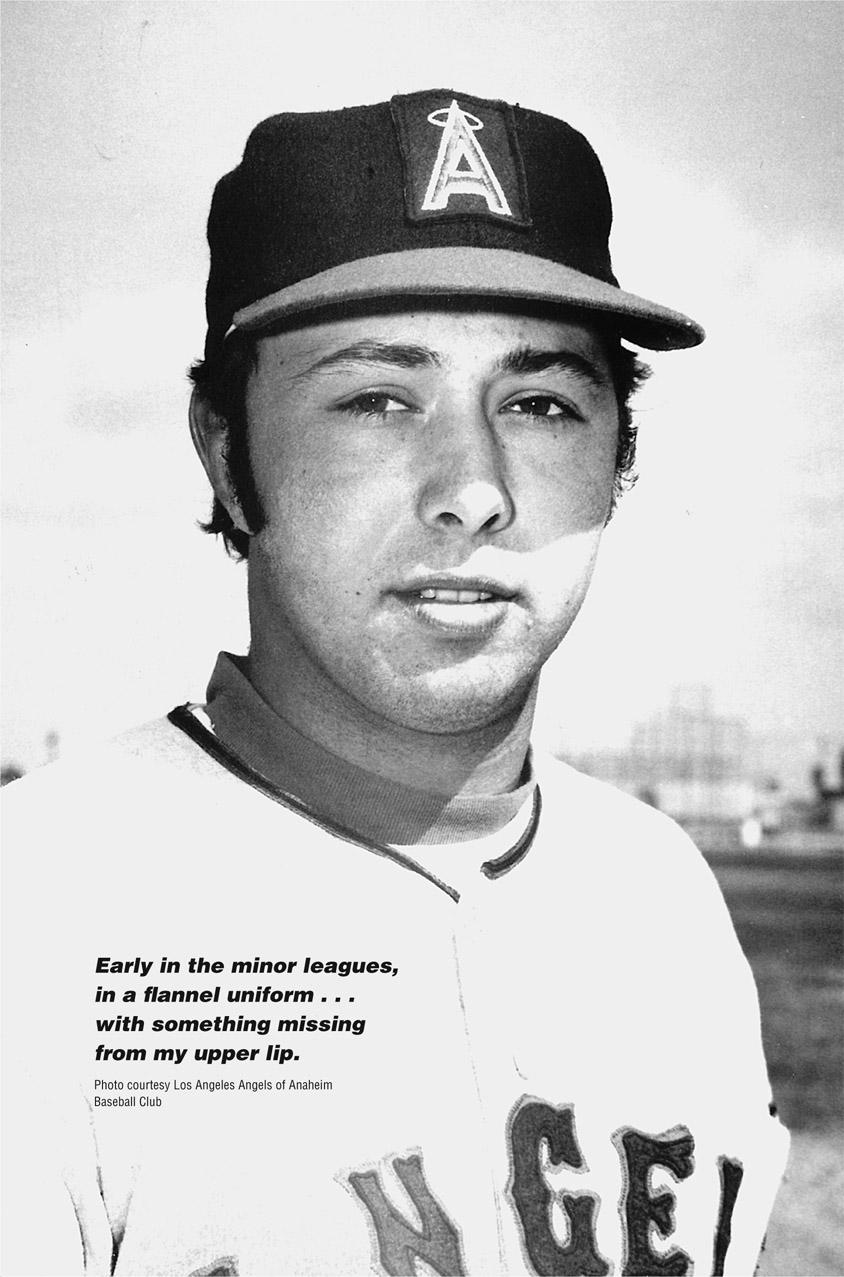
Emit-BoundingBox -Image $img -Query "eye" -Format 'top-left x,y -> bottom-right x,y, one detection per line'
501,395 -> 584,422
339,391 -> 414,417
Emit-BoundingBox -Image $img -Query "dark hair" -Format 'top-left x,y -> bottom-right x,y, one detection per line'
189,307 -> 650,561
190,332 -> 263,560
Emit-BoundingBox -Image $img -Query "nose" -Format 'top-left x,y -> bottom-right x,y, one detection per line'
417,405 -> 514,536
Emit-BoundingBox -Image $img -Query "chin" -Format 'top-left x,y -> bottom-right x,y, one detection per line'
374,666 -> 536,737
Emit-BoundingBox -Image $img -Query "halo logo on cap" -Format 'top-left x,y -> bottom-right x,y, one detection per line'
391,90 -> 531,227
423,100 -> 511,215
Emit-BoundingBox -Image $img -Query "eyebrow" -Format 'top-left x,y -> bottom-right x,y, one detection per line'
496,346 -> 610,390
292,342 -> 441,383
291,340 -> 608,390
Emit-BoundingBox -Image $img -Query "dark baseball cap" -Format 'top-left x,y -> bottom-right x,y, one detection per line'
204,89 -> 705,359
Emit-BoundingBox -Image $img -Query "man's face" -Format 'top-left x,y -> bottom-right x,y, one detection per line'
242,307 -> 619,737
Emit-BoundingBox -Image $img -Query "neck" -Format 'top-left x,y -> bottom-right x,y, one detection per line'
244,642 -> 537,799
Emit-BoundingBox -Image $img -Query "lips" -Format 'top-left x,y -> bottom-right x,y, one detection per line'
400,576 -> 517,604
393,575 -> 518,636
417,587 -> 496,603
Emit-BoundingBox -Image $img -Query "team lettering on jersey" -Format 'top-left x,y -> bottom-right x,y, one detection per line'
422,100 -> 513,217
348,1099 -> 745,1277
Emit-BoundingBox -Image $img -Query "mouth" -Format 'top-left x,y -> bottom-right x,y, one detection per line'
393,577 -> 518,635
416,587 -> 500,604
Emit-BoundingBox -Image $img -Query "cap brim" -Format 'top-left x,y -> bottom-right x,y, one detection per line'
232,247 -> 704,351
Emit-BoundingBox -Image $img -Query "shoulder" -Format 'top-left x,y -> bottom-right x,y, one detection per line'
530,755 -> 771,1085
534,750 -> 702,860
531,750 -> 736,930
2,714 -> 206,813
0,713 -> 238,890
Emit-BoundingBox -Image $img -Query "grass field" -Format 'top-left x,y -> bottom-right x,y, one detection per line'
704,849 -> 843,1276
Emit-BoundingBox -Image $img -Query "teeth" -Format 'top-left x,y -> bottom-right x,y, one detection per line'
417,588 -> 495,603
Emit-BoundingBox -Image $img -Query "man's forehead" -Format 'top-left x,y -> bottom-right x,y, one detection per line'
255,307 -> 612,376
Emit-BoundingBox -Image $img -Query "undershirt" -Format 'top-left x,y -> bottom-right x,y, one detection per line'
202,652 -> 536,859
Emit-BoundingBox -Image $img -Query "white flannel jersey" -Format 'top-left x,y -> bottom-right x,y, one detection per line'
2,714 -> 788,1276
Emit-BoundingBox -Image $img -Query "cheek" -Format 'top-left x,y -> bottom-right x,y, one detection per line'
249,430 -> 332,539
252,414 -> 386,510
251,428 -> 411,567
250,459 -> 384,611
256,499 -> 343,587
532,523 -> 605,602
518,443 -> 616,615
518,437 -> 617,542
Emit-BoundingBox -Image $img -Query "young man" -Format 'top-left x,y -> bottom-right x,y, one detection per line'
3,91 -> 787,1276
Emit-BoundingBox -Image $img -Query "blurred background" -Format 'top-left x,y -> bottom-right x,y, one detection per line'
2,3 -> 842,1270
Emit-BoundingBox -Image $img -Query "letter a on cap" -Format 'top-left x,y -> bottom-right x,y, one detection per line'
391,90 -> 531,227
422,100 -> 511,215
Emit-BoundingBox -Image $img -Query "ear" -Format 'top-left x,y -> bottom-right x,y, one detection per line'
189,387 -> 252,535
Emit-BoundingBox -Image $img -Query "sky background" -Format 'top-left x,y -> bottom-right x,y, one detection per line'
2,0 -> 842,787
